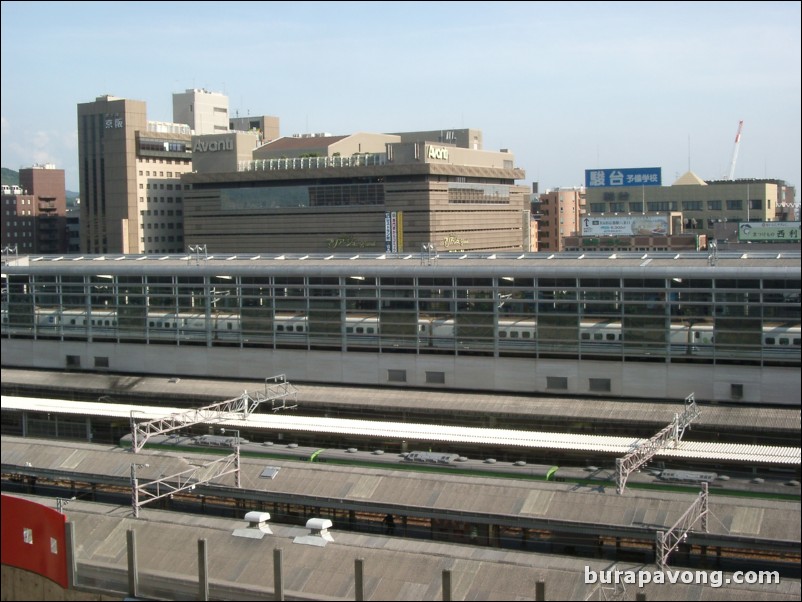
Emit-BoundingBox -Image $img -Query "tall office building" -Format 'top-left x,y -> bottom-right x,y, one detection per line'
172,89 -> 229,135
77,95 -> 193,254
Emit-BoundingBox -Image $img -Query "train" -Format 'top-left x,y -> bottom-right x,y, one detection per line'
2,306 -> 800,359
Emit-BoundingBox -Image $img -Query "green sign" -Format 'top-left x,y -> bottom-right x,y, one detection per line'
738,222 -> 800,242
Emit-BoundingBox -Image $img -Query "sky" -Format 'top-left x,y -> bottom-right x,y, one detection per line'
1,1 -> 800,194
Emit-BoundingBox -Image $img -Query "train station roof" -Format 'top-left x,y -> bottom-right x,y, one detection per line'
8,492 -> 800,601
3,437 -> 799,552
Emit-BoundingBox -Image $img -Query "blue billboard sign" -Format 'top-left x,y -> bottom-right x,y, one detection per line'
585,167 -> 662,188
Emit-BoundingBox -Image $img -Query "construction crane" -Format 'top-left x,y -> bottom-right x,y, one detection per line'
726,120 -> 744,180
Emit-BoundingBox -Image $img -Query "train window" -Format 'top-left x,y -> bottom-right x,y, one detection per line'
581,333 -> 590,340
356,327 -> 364,334
795,338 -> 801,346
499,331 -> 507,338
70,319 -> 77,325
510,331 -> 519,338
765,337 -> 775,345
346,327 -> 353,333
522,331 -> 531,339
226,323 -> 233,330
779,338 -> 789,346
367,327 -> 375,334
606,333 -> 616,341
276,325 -> 285,332
594,333 -> 603,341
295,325 -> 304,332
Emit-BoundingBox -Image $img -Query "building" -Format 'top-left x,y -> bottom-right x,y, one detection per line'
77,95 -> 193,254
534,187 -> 586,252
585,170 -> 797,237
229,114 -> 280,144
172,88 -> 229,135
1,164 -> 68,254
182,129 -> 531,253
1,251 -> 799,404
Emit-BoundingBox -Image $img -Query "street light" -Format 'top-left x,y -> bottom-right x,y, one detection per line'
220,428 -> 240,446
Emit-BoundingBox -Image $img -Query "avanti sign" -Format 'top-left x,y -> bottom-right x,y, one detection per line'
427,146 -> 449,160
193,139 -> 234,153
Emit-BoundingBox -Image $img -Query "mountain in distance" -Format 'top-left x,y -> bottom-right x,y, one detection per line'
2,167 -> 79,205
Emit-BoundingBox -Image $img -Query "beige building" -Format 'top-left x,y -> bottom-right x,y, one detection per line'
182,129 -> 530,253
229,114 -> 280,144
534,187 -> 586,252
172,88 -> 229,135
585,171 -> 796,238
77,95 -> 193,254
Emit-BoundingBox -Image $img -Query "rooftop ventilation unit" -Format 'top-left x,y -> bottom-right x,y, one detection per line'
232,511 -> 273,539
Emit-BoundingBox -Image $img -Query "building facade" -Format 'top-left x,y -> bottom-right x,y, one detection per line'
182,129 -> 531,253
77,95 -> 193,254
534,187 -> 586,252
585,171 -> 797,238
229,114 -> 280,145
172,88 -> 229,135
1,165 -> 68,254
1,251 -> 799,405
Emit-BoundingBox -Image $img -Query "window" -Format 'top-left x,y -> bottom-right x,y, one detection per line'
388,369 -> 407,383
731,384 -> 744,400
94,356 -> 110,368
426,371 -> 445,384
66,355 -> 81,369
707,200 -> 722,211
726,199 -> 742,210
547,376 -> 568,390
589,378 -> 611,392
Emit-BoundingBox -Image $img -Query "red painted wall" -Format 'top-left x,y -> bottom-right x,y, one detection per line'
1,494 -> 68,588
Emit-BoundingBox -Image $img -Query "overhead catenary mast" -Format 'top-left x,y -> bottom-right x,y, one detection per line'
726,120 -> 744,180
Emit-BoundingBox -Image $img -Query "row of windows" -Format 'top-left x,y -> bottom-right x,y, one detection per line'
589,200 -> 770,213
140,209 -> 182,217
141,223 -> 181,230
139,197 -> 183,204
139,170 -> 178,178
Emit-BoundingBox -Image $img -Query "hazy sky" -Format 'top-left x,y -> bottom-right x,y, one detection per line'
2,1 -> 800,193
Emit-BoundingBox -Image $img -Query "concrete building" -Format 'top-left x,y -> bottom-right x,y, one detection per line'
585,171 -> 797,237
172,88 -> 229,135
182,129 -> 531,253
1,164 -> 68,254
2,251 -> 799,404
534,187 -> 586,252
229,113 -> 280,144
77,95 -> 193,254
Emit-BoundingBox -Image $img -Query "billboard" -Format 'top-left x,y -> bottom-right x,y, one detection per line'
582,215 -> 669,237
385,211 -> 404,252
585,167 -> 661,188
737,221 -> 800,242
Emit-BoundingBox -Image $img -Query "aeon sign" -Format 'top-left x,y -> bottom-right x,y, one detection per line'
193,139 -> 234,153
427,146 -> 449,160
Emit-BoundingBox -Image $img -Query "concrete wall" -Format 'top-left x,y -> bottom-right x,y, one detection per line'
1,338 -> 797,405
